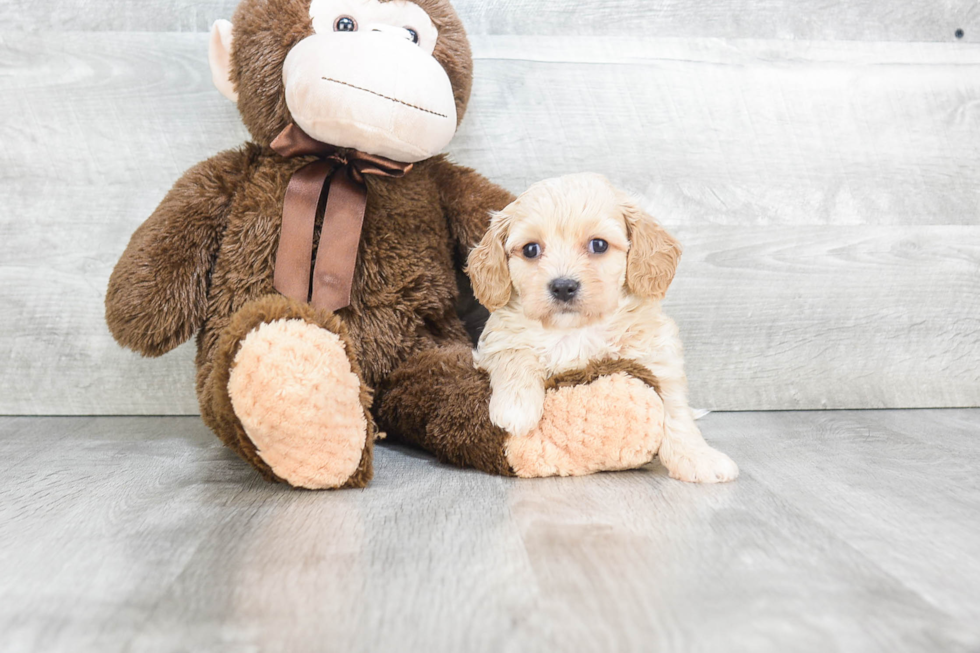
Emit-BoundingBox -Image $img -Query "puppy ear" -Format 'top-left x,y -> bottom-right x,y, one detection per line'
467,212 -> 513,312
622,197 -> 682,299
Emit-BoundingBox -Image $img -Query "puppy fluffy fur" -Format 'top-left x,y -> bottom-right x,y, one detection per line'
468,173 -> 738,483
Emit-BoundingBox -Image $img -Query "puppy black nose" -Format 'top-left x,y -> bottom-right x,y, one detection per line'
549,278 -> 580,302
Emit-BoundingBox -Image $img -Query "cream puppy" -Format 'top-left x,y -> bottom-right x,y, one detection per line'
468,173 -> 738,483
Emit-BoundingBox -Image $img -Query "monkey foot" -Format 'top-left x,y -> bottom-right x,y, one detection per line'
228,318 -> 369,489
505,372 -> 664,478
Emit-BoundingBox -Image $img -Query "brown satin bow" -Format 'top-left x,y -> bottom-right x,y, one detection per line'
270,123 -> 413,312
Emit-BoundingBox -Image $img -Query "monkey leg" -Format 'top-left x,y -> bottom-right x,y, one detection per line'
376,348 -> 664,478
375,344 -> 514,475
198,295 -> 375,489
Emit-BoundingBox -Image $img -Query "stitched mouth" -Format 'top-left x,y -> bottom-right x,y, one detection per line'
322,77 -> 449,119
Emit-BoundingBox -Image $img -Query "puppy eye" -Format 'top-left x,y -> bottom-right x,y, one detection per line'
334,16 -> 357,32
522,243 -> 541,259
406,28 -> 420,44
588,238 -> 609,254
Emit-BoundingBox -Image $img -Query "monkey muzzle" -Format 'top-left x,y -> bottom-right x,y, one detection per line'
283,31 -> 458,163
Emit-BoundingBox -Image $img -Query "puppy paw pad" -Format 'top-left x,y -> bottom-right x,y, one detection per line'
664,446 -> 739,484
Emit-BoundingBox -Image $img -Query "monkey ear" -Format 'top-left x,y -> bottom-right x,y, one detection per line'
209,19 -> 238,103
466,213 -> 513,312
622,197 -> 683,299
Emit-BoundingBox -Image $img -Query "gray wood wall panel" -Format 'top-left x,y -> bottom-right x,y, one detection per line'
1,31 -> 978,414
457,38 -> 980,227
2,0 -> 978,43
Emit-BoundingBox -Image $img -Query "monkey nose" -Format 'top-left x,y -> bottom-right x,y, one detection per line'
549,278 -> 580,303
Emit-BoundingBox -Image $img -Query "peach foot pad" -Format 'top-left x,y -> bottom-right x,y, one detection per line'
228,319 -> 368,489
505,372 -> 664,478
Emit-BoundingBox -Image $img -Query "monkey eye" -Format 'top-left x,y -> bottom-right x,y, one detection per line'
334,16 -> 357,32
588,238 -> 609,254
522,243 -> 541,259
406,28 -> 420,44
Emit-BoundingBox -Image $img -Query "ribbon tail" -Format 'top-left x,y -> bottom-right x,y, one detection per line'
310,170 -> 367,312
274,160 -> 333,303
271,123 -> 332,158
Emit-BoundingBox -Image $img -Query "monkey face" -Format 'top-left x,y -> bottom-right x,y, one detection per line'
284,0 -> 457,161
210,0 -> 471,161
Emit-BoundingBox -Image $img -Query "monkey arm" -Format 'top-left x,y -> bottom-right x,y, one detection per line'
429,157 -> 515,340
105,146 -> 254,357
431,156 -> 515,259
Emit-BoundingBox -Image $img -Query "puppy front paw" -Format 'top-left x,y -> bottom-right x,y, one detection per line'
661,445 -> 739,483
489,391 -> 544,437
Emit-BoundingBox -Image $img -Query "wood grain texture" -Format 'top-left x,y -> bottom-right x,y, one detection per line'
1,411 -> 978,652
1,33 -> 979,413
1,0 -> 978,43
670,226 -> 980,410
707,409 -> 980,623
458,37 -> 980,227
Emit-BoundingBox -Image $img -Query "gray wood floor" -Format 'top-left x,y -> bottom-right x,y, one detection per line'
1,410 -> 978,652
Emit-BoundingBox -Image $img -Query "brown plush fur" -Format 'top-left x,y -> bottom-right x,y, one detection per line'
107,137 -> 514,484
105,146 -> 257,357
105,0 -> 660,486
375,345 -> 515,476
105,0 -> 519,486
546,358 -> 662,395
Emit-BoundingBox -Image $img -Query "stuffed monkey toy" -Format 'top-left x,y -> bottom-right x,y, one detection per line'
106,0 -> 668,489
